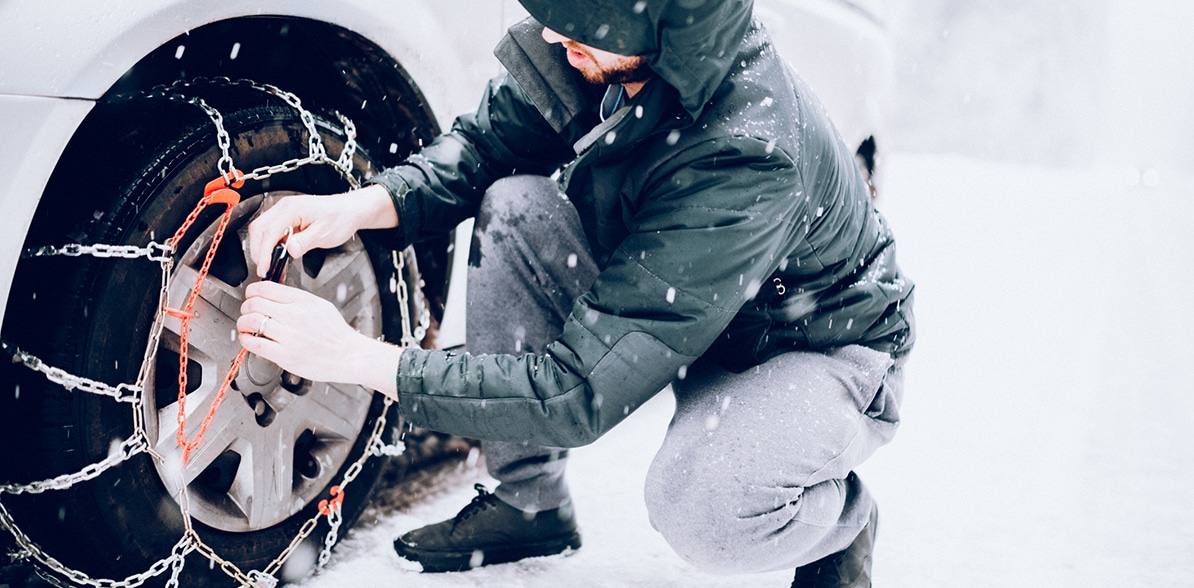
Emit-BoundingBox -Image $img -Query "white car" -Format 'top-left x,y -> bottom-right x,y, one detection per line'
0,1 -> 891,585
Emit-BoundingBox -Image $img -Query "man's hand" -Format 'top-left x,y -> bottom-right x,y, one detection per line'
248,184 -> 398,278
237,281 -> 402,397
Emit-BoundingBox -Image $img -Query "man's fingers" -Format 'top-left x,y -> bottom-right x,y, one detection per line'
239,331 -> 283,359
243,281 -> 287,305
244,280 -> 311,305
284,231 -> 309,260
250,223 -> 284,277
247,210 -> 273,275
235,311 -> 272,337
248,198 -> 308,277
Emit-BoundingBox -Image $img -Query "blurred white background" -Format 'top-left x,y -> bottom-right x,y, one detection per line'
887,0 -> 1193,177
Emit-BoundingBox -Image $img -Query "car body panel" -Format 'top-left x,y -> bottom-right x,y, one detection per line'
0,0 -> 507,115
0,95 -> 94,326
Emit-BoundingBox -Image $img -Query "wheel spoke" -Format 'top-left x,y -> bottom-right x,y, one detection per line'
233,424 -> 295,529
297,382 -> 371,442
170,262 -> 246,322
300,246 -> 373,306
153,389 -> 252,481
177,411 -> 244,486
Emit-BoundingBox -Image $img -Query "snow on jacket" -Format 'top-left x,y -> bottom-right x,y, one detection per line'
366,0 -> 915,447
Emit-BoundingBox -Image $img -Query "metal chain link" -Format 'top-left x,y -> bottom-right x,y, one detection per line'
393,251 -> 422,348
134,256 -> 176,463
334,113 -> 359,174
371,441 -> 407,457
0,433 -> 147,496
164,552 -> 186,588
316,505 -> 343,570
134,83 -> 239,184
2,500 -> 192,588
2,341 -> 142,404
21,242 -> 174,262
245,570 -> 279,588
2,77 -> 411,587
128,77 -> 361,189
258,396 -> 399,579
187,536 -> 262,587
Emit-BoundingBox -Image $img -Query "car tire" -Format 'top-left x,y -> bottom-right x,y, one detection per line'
1,98 -> 418,585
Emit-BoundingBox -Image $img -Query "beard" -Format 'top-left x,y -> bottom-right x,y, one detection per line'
580,55 -> 652,86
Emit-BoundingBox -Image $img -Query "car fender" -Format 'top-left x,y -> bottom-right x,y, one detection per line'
0,0 -> 517,328
0,0 -> 502,121
0,96 -> 93,327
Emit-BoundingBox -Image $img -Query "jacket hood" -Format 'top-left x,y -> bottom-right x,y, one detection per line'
516,0 -> 754,120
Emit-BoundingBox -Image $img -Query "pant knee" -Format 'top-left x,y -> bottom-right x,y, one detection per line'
645,458 -> 856,573
477,175 -> 561,221
471,175 -> 575,269
645,470 -> 791,573
466,175 -> 596,354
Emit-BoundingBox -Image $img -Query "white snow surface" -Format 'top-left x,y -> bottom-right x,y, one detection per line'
295,153 -> 1194,587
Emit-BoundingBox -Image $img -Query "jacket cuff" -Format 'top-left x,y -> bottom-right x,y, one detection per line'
360,167 -> 416,250
394,346 -> 431,430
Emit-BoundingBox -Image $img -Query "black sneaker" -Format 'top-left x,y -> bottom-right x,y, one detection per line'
393,484 -> 582,572
791,503 -> 878,588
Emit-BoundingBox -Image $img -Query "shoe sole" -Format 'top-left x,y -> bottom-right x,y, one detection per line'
394,532 -> 582,573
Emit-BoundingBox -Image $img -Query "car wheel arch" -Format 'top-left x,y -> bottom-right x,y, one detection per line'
21,15 -> 456,322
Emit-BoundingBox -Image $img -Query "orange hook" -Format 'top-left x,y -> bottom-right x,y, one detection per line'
319,485 -> 345,516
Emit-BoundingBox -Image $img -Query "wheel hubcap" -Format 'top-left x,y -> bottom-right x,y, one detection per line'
147,192 -> 381,532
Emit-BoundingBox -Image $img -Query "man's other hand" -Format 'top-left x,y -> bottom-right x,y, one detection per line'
237,280 -> 401,396
247,184 -> 399,278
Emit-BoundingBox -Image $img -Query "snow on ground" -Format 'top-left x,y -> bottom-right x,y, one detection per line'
295,153 -> 1194,587
863,153 -> 1194,587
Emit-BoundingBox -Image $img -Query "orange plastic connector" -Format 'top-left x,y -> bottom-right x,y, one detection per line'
161,306 -> 194,320
203,169 -> 245,197
319,485 -> 345,516
205,188 -> 241,208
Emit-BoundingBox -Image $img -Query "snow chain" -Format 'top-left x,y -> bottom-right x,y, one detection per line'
0,77 -> 421,587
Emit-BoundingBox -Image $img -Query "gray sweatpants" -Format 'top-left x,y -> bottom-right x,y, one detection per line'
466,175 -> 904,573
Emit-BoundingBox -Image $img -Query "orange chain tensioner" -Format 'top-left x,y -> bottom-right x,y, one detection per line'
164,172 -> 247,463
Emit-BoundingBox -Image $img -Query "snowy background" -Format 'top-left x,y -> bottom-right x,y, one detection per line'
887,0 -> 1194,175
307,2 -> 1194,586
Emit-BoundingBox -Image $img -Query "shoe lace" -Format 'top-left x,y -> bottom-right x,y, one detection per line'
450,483 -> 500,530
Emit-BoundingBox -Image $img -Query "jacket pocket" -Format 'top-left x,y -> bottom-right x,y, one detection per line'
702,302 -> 773,373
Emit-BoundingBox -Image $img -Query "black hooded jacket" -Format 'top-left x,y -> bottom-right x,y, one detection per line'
367,0 -> 915,447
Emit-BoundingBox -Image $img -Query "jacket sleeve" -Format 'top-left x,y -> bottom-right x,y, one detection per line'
395,137 -> 806,447
364,72 -> 575,249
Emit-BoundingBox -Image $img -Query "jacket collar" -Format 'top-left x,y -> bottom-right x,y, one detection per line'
495,18 -> 601,136
497,18 -> 693,159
